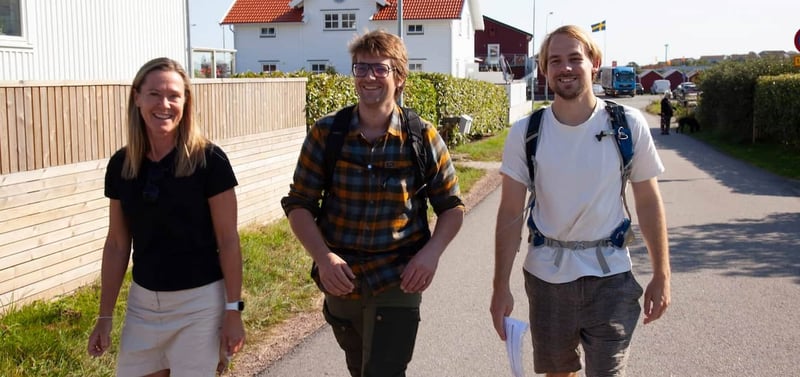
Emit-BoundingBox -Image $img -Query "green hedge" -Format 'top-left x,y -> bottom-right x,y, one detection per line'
753,73 -> 800,147
694,58 -> 797,143
232,70 -> 509,146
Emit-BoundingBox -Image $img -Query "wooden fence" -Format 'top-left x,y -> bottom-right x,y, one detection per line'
0,78 -> 307,313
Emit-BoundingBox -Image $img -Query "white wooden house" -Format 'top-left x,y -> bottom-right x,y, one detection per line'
221,0 -> 484,78
0,0 -> 189,82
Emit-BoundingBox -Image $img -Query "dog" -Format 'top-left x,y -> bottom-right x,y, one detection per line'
676,115 -> 700,133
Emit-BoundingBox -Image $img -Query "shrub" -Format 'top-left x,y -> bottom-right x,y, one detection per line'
694,57 -> 795,143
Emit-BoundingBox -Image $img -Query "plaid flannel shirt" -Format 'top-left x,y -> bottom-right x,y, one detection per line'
282,105 -> 464,299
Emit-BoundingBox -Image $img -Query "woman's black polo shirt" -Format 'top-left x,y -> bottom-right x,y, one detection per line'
105,144 -> 238,291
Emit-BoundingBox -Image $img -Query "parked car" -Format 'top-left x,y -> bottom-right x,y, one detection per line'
635,83 -> 644,95
650,79 -> 671,95
673,82 -> 700,106
592,83 -> 605,96
673,82 -> 698,98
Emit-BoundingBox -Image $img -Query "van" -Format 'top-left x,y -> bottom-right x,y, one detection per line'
650,80 -> 671,95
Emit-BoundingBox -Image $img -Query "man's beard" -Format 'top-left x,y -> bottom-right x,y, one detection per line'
550,77 -> 586,100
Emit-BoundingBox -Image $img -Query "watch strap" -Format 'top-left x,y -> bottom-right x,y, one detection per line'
225,301 -> 244,311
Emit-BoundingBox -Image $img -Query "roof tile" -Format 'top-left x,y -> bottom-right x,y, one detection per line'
373,0 -> 464,20
222,0 -> 464,24
222,0 -> 303,24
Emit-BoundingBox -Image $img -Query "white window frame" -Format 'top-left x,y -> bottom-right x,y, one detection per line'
309,61 -> 329,73
341,13 -> 355,29
259,26 -> 276,38
407,24 -> 423,35
0,0 -> 31,49
408,61 -> 424,72
323,11 -> 356,30
261,63 -> 278,73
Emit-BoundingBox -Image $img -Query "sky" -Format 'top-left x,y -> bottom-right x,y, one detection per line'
189,0 -> 800,66
188,0 -> 236,50
481,0 -> 799,65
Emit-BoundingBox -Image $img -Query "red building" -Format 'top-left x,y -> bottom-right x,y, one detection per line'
474,16 -> 532,82
662,69 -> 687,89
638,70 -> 664,94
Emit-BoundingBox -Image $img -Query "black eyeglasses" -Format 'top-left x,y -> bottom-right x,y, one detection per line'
142,167 -> 165,204
352,63 -> 394,78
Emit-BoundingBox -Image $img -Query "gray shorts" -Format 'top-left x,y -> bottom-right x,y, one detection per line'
524,270 -> 643,376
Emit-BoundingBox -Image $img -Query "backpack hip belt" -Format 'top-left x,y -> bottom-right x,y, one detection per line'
531,218 -> 634,274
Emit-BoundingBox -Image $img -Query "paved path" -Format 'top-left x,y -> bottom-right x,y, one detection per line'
257,111 -> 800,376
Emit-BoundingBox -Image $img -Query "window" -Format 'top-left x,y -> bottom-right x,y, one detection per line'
310,62 -> 328,73
0,0 -> 28,47
341,13 -> 355,29
324,13 -> 338,29
408,61 -> 424,72
262,64 -> 277,73
260,27 -> 276,38
0,0 -> 22,36
407,24 -> 423,35
323,12 -> 356,30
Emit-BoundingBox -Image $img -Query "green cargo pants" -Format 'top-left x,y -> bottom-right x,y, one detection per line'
323,284 -> 422,377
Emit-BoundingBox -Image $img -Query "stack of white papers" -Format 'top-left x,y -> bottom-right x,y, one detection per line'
503,316 -> 529,377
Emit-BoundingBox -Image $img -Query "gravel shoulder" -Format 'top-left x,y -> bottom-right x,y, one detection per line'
224,163 -> 502,377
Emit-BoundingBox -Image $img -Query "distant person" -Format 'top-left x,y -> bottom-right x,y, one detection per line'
280,29 -> 464,377
87,57 -> 245,376
660,91 -> 674,135
490,25 -> 671,376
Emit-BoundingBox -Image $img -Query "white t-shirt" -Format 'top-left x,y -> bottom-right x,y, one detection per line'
500,100 -> 664,284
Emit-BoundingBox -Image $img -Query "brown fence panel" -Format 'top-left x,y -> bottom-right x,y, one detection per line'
0,78 -> 307,174
0,78 -> 307,313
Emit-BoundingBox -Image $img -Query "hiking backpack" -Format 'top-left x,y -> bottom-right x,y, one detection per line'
524,100 -> 635,250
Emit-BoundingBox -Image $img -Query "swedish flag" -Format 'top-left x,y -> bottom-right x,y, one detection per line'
591,20 -> 606,32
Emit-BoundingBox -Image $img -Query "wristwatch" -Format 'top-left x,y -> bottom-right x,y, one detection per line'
225,300 -> 245,312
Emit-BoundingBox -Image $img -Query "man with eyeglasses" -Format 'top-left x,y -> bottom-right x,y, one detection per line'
281,29 -> 464,376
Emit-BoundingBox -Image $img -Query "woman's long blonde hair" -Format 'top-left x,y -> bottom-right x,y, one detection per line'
122,57 -> 207,179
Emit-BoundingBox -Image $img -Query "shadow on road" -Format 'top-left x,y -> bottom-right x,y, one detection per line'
645,122 -> 800,198
631,211 -> 800,285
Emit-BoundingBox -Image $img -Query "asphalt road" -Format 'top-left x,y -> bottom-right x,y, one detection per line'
257,96 -> 800,376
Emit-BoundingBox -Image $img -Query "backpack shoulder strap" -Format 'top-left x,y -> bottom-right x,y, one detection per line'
400,107 -> 429,197
603,100 -> 633,170
525,108 -> 547,186
325,105 -> 356,194
603,100 -> 635,222
524,108 -> 546,244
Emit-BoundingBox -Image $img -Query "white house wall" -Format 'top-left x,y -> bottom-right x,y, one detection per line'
232,0 -> 478,78
233,1 -> 376,75
381,20 -> 454,76
0,0 -> 188,82
452,1 -> 475,78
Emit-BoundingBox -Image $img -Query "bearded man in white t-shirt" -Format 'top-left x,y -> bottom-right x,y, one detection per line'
490,25 -> 671,377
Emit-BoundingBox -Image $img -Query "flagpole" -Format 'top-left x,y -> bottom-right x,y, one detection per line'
397,0 -> 403,106
591,21 -> 607,65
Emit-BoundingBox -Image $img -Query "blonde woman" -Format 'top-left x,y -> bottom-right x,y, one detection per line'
87,57 -> 245,376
